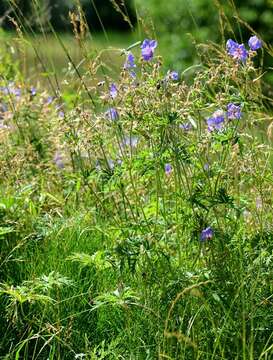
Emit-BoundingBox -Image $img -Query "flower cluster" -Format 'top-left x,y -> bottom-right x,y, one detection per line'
0,82 -> 21,97
207,103 -> 242,131
226,35 -> 262,62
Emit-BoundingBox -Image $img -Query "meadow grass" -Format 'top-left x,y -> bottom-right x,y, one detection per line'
0,29 -> 135,86
0,5 -> 272,360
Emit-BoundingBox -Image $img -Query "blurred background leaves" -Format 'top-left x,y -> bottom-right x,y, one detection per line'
0,0 -> 272,82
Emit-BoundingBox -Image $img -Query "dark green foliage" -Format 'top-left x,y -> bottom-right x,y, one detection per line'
0,0 -> 136,31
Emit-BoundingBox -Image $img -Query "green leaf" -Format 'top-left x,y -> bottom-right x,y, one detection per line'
0,227 -> 14,236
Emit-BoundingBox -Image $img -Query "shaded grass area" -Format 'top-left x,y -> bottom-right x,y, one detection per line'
1,30 -> 136,86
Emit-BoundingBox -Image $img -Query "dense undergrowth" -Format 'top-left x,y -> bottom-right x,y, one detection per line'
0,10 -> 272,360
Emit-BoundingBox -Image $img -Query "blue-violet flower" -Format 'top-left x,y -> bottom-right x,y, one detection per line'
165,163 -> 172,176
110,83 -> 118,98
200,227 -> 213,241
106,108 -> 119,121
227,103 -> 242,120
226,39 -> 248,62
124,52 -> 136,69
248,35 -> 262,51
207,110 -> 225,132
141,39 -> 158,61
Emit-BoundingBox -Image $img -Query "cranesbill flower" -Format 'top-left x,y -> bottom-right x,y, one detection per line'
226,39 -> 237,53
207,110 -> 225,132
14,88 -> 21,97
124,52 -> 136,69
179,122 -> 192,131
45,96 -> 54,105
129,71 -> 137,79
30,87 -> 37,96
227,103 -> 242,120
54,152 -> 64,169
106,108 -> 119,121
56,104 -> 65,118
226,39 -> 248,62
169,71 -> 179,81
248,35 -> 262,51
110,83 -> 118,99
122,135 -> 138,148
204,163 -> 210,171
141,39 -> 157,61
200,227 -> 213,241
124,52 -> 137,78
165,163 -> 172,176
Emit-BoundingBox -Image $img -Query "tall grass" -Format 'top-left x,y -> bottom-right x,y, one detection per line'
0,1 -> 272,359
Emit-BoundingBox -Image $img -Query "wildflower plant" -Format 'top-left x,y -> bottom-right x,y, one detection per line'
0,13 -> 272,360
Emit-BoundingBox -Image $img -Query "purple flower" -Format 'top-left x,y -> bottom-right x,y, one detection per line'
227,103 -> 242,120
12,88 -> 21,97
54,152 -> 64,169
30,87 -> 37,96
106,108 -> 119,121
169,71 -> 179,81
45,96 -> 54,105
122,135 -> 138,148
1,83 -> 20,97
226,39 -> 248,62
0,86 -> 9,95
204,163 -> 210,171
165,163 -> 172,176
110,83 -> 118,99
179,122 -> 192,131
248,36 -> 262,51
207,110 -> 225,132
124,52 -> 136,69
200,227 -> 213,241
226,39 -> 238,52
129,71 -> 137,79
141,39 -> 157,61
56,104 -> 65,118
